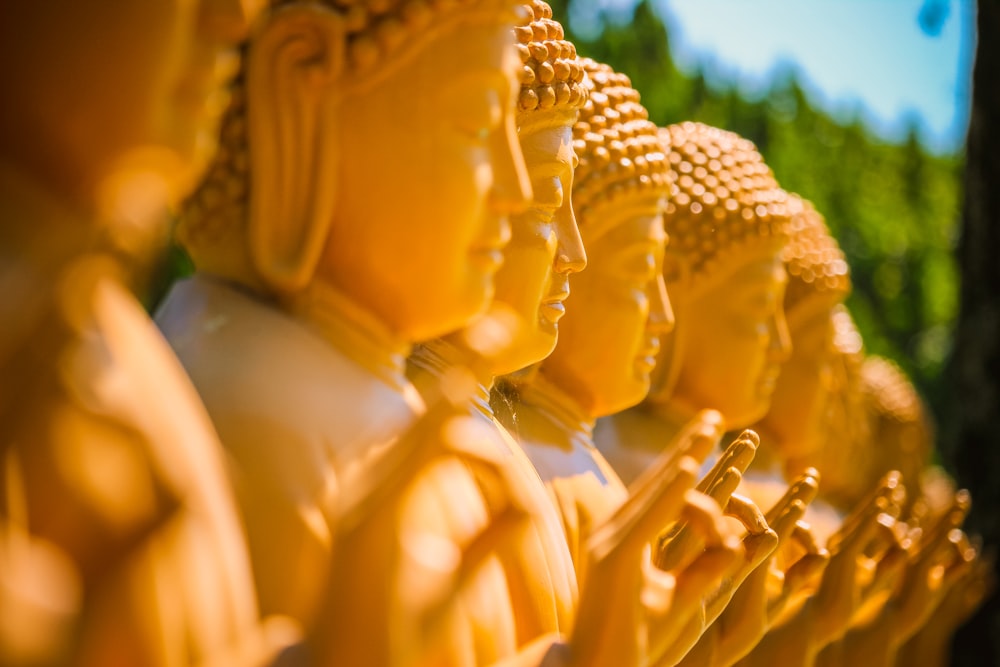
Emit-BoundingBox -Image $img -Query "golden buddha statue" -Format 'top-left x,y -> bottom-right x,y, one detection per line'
588,123 -> 844,666
594,121 -> 795,482
727,202 -> 909,667
155,0 -> 606,663
491,65 -> 805,667
0,1 -> 294,665
735,237 -> 975,667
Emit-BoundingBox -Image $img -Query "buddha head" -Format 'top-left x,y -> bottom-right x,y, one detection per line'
482,0 -> 588,375
859,356 -> 932,509
534,59 -> 673,418
0,0 -> 261,212
648,122 -> 793,429
806,306 -> 872,510
178,0 -> 532,342
754,199 -> 851,461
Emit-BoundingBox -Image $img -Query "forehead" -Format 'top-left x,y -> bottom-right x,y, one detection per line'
727,251 -> 787,288
587,210 -> 666,258
517,121 -> 576,169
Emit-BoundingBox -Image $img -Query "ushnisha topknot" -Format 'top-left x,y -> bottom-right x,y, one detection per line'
783,196 -> 852,314
861,355 -> 927,427
659,121 -> 791,285
570,58 -> 670,232
514,0 -> 588,115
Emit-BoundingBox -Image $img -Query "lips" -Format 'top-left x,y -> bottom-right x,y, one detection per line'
539,278 -> 570,323
634,334 -> 661,374
757,366 -> 782,394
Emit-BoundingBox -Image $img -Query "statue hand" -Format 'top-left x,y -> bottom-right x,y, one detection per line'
889,490 -> 975,644
656,430 -> 758,572
763,471 -> 828,622
802,473 -> 905,646
645,491 -> 742,665
694,472 -> 823,667
573,451 -> 703,667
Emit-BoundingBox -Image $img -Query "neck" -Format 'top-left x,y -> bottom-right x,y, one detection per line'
409,335 -> 495,420
286,280 -> 411,391
519,373 -> 595,448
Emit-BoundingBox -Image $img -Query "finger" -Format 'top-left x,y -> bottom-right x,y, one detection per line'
681,489 -> 729,548
765,470 -> 820,524
654,489 -> 725,572
784,551 -> 830,596
659,491 -> 731,573
726,493 -> 771,536
837,472 -> 905,540
770,499 -> 808,546
915,492 -> 972,562
670,541 -> 743,618
793,520 -> 825,555
707,468 -> 744,507
696,431 -> 758,494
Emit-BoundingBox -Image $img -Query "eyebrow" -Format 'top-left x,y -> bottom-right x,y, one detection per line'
532,156 -> 575,180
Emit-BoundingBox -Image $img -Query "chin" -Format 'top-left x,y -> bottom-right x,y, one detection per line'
597,378 -> 649,418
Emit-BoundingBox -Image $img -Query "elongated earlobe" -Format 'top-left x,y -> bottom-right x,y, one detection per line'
246,4 -> 344,294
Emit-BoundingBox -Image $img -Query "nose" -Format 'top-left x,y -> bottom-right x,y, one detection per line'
200,0 -> 259,43
768,307 -> 792,363
490,115 -> 532,215
646,273 -> 675,336
553,196 -> 587,275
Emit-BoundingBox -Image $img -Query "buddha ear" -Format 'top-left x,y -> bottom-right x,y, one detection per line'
245,4 -> 344,294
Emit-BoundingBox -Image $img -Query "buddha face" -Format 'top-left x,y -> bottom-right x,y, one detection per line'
487,114 -> 587,374
758,305 -> 837,460
540,199 -> 673,417
0,0 -> 259,202
324,19 -> 531,342
670,247 -> 792,428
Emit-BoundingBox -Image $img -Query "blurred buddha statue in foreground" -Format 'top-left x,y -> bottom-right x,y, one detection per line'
0,1 -> 294,665
595,121 -> 794,482
156,0 -> 552,662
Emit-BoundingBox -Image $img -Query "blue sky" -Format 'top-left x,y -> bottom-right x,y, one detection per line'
576,0 -> 976,154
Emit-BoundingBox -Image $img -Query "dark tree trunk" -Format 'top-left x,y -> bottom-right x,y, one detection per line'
949,1 -> 1000,664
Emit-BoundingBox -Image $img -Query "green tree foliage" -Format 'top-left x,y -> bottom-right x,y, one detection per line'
552,0 -> 962,428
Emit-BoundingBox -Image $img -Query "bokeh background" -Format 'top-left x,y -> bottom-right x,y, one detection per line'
549,1 -> 1000,662
551,0 -> 973,447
